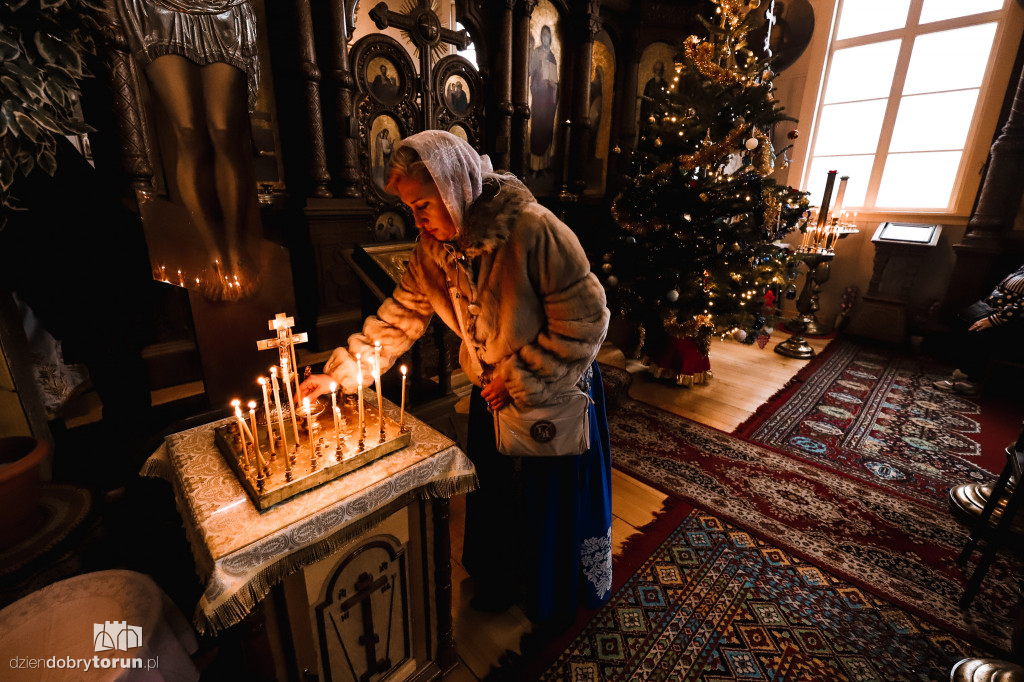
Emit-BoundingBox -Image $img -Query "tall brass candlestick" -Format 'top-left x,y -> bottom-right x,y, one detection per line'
399,365 -> 407,431
816,170 -> 838,251
248,401 -> 268,469
269,367 -> 289,463
232,400 -> 252,468
830,175 -> 849,224
258,377 -> 275,457
282,357 -> 301,451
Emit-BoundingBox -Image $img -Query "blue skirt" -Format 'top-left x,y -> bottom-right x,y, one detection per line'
462,362 -> 613,624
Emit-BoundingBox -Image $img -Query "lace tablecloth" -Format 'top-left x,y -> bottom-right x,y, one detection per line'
142,396 -> 476,634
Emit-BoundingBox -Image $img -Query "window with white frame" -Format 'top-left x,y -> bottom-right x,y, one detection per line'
802,0 -> 1014,213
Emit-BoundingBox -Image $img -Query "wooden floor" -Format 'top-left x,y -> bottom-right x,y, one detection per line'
446,334 -> 833,680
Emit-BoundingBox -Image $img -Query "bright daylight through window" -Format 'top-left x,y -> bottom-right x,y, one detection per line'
803,0 -> 1008,212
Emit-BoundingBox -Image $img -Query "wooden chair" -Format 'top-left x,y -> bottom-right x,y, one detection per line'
957,422 -> 1024,608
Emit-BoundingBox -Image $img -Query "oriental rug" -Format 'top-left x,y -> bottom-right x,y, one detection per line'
733,341 -> 1020,508
606,399 -> 1021,655
534,507 -> 985,681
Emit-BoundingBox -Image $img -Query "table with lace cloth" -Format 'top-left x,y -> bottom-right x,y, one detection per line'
141,397 -> 476,635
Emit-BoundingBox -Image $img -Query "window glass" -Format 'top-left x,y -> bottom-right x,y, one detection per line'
903,23 -> 997,94
888,90 -> 979,152
876,151 -> 962,208
814,101 -> 888,156
824,41 -> 901,103
805,156 -> 875,209
920,0 -> 1003,24
836,0 -> 911,39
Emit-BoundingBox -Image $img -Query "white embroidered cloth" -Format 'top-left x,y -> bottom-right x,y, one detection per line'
141,396 -> 476,634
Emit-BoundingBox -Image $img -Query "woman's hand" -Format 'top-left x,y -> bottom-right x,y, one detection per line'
481,373 -> 513,411
969,317 -> 994,331
298,373 -> 336,404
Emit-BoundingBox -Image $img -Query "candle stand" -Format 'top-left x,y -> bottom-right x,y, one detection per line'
775,251 -> 834,359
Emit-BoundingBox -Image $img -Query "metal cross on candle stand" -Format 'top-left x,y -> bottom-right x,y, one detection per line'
368,0 -> 471,127
257,313 -> 308,398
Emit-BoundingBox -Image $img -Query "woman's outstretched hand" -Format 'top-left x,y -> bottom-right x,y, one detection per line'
481,373 -> 513,411
298,373 -> 335,404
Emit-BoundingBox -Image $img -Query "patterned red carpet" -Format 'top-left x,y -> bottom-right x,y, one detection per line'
606,399 -> 1019,653
734,341 -> 1018,507
534,506 -> 985,681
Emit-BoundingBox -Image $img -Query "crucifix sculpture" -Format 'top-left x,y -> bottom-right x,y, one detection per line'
369,1 -> 471,127
256,313 -> 308,397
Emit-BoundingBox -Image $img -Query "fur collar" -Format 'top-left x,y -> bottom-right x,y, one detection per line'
458,173 -> 537,257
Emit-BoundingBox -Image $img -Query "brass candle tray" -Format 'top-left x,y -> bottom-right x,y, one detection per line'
214,402 -> 411,511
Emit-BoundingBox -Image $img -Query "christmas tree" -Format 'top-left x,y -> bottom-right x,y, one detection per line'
604,0 -> 808,384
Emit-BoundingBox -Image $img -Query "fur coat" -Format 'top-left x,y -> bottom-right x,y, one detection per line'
325,175 -> 609,407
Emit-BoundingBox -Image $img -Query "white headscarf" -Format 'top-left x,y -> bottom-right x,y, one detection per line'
389,130 -> 494,235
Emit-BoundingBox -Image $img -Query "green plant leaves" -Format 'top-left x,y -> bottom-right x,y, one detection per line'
34,30 -> 83,77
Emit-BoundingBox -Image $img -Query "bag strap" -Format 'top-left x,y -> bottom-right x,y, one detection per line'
443,258 -> 487,380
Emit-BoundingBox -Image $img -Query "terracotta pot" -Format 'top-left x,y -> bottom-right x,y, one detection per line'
0,436 -> 49,549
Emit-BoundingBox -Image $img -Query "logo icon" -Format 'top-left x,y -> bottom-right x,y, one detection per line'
94,622 -> 143,652
530,420 -> 556,443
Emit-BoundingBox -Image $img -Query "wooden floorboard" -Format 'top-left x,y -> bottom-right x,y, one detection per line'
449,335 -> 833,678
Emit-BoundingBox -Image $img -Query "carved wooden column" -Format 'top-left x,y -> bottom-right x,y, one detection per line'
494,0 -> 516,171
568,1 -> 601,192
945,62 -> 1024,314
329,0 -> 361,198
511,0 -> 537,177
295,0 -> 332,198
101,22 -> 155,196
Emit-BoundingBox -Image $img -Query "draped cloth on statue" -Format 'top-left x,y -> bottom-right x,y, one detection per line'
115,0 -> 261,110
141,399 -> 477,635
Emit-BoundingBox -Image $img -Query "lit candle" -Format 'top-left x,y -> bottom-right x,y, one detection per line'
177,269 -> 184,286
258,377 -> 275,456
248,401 -> 267,469
231,400 -> 252,467
304,397 -> 315,463
282,357 -> 301,450
269,366 -> 289,461
334,406 -> 343,452
374,354 -> 385,440
356,354 -> 365,441
288,329 -> 301,400
330,381 -> 340,439
400,365 -> 407,430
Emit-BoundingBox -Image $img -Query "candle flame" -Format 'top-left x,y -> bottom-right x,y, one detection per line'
231,399 -> 241,407
248,400 -> 257,409
258,377 -> 266,386
270,366 -> 277,376
330,381 -> 337,391
401,365 -> 407,375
